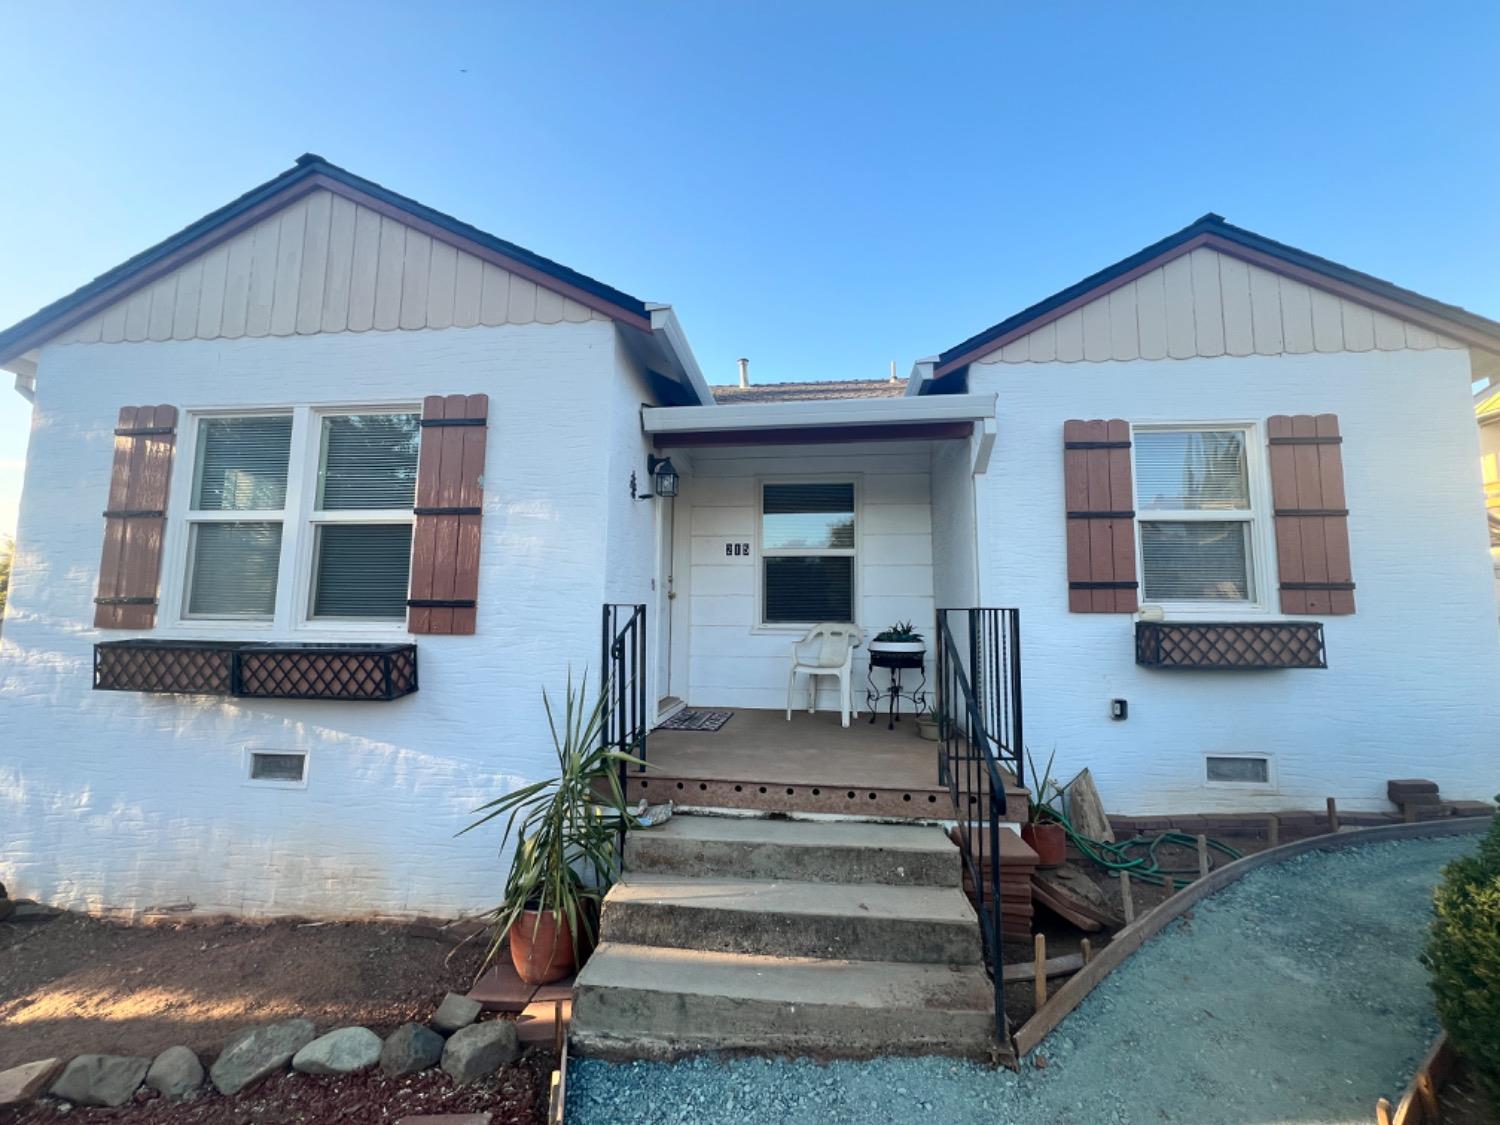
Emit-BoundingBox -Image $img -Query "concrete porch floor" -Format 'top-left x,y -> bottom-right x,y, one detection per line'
632,708 -> 953,818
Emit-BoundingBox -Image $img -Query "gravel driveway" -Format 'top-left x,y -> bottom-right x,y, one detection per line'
568,833 -> 1474,1125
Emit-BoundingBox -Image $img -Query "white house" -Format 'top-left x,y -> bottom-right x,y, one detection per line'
1,156 -> 1497,921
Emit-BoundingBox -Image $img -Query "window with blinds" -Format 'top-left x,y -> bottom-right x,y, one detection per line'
309,413 -> 419,620
761,482 -> 856,624
1134,427 -> 1258,604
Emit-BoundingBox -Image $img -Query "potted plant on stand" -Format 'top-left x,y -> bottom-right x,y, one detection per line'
1021,747 -> 1068,869
868,620 -> 925,657
461,672 -> 642,984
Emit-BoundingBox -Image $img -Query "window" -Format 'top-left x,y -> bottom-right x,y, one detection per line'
1205,754 -> 1272,787
761,482 -> 855,624
246,750 -> 309,787
1134,426 -> 1260,605
177,407 -> 420,627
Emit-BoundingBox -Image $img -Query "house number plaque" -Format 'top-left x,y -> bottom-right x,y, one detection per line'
724,542 -> 751,557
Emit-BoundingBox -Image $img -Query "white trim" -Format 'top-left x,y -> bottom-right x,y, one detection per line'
754,474 -> 861,630
162,399 -> 420,638
1202,751 -> 1277,792
642,392 -> 997,434
1130,420 -> 1277,619
243,748 -> 310,790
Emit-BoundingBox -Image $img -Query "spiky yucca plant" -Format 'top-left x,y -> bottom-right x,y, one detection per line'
461,672 -> 642,975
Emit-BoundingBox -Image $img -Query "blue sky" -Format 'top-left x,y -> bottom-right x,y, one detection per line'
2,1 -> 1498,538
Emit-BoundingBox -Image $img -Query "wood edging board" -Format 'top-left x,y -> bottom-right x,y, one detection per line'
1011,817 -> 1491,1059
548,1040 -> 569,1125
1388,1032 -> 1454,1125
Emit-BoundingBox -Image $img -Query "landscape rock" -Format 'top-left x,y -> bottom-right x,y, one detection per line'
209,1018 -> 316,1095
292,1026 -> 382,1075
440,1021 -> 519,1084
0,1059 -> 63,1107
144,1046 -> 203,1101
49,1054 -> 151,1107
380,1023 -> 446,1077
430,992 -> 483,1035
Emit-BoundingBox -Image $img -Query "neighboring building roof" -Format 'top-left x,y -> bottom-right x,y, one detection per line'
710,378 -> 908,403
929,213 -> 1500,386
0,154 -> 654,365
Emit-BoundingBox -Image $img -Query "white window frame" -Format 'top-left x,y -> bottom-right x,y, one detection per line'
160,401 -> 420,638
754,475 -> 861,632
1131,421 -> 1275,618
1202,751 -> 1278,793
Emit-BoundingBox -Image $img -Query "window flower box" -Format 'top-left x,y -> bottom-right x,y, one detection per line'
1134,621 -> 1326,670
93,640 -> 418,700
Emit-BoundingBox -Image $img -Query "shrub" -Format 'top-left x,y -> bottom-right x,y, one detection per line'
1423,805 -> 1500,1108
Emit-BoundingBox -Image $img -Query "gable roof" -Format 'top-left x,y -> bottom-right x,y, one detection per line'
929,213 -> 1500,385
0,154 -> 654,365
711,378 -> 908,403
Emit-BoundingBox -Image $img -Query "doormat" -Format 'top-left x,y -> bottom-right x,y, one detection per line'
656,709 -> 733,732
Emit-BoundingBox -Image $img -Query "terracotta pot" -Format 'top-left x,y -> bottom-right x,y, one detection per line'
509,907 -> 577,985
1021,821 -> 1067,869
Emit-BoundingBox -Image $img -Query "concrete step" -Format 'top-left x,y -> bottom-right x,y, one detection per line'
624,816 -> 961,887
572,941 -> 997,1059
600,874 -> 983,964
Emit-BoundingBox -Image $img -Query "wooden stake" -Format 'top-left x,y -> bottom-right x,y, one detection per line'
1080,938 -> 1092,965
1196,834 -> 1210,880
1326,797 -> 1339,833
554,998 -> 565,1055
1033,933 -> 1047,1010
1267,814 -> 1279,847
1374,1096 -> 1393,1125
1120,870 -> 1135,924
1416,1071 -> 1439,1117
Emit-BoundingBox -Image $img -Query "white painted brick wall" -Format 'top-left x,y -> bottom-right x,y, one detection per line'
970,348 -> 1500,814
0,321 -> 632,918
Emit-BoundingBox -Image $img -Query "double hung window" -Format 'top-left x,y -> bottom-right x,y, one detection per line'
760,482 -> 856,624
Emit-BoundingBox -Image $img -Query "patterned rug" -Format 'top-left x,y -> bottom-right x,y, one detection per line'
656,709 -> 733,732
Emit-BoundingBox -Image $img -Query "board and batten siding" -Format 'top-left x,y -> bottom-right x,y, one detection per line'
976,246 -> 1461,366
681,443 -> 936,712
55,190 -> 608,346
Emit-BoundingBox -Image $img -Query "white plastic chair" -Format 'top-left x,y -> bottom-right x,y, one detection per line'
786,623 -> 863,728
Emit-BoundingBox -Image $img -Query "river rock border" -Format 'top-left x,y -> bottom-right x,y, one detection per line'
0,991 -> 513,1112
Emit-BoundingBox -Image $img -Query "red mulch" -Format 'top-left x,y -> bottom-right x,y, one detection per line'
0,1057 -> 552,1124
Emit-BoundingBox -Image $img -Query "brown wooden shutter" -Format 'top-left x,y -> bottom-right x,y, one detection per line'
94,405 -> 178,629
408,394 -> 489,635
1267,414 -> 1355,615
1063,419 -> 1138,613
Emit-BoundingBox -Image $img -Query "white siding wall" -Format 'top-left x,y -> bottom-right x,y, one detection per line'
0,320 -> 629,918
970,347 -> 1500,814
680,442 -> 937,712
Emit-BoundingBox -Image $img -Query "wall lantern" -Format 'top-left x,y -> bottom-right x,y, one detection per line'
632,455 -> 679,501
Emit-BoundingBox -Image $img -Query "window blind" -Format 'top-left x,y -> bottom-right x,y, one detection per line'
763,483 -> 855,550
765,557 -> 854,623
1135,430 -> 1249,511
312,524 -> 413,619
1139,521 -> 1251,601
193,416 -> 293,511
317,414 -> 421,511
187,522 -> 283,617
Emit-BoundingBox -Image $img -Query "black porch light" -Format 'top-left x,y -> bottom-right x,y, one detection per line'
633,455 -> 679,501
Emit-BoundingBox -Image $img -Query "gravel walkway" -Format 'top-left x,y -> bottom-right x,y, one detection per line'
568,833 -> 1474,1125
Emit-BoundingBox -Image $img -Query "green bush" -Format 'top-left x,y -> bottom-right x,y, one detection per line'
1423,806 -> 1500,1108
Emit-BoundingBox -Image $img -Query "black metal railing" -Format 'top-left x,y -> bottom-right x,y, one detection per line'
601,604 -> 648,865
935,607 -> 1024,1042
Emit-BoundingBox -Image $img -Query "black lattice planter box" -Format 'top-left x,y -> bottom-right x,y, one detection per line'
1135,621 -> 1327,670
94,640 -> 418,700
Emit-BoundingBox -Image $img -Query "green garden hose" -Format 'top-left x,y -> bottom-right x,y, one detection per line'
1040,806 -> 1242,887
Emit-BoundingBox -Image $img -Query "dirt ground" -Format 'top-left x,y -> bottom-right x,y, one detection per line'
0,911 -> 489,1070
1439,1062 -> 1500,1125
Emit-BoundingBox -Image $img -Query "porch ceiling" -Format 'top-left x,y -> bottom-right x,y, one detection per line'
642,392 -> 996,449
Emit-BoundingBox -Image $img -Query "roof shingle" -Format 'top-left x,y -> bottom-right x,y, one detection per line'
711,379 -> 908,404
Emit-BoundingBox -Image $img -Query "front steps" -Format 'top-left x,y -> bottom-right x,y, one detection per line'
572,815 -> 1000,1060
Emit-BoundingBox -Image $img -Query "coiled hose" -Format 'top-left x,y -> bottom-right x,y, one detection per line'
1041,806 -> 1243,887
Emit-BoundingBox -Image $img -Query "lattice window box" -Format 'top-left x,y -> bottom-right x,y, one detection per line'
94,640 -> 418,701
1135,621 -> 1327,670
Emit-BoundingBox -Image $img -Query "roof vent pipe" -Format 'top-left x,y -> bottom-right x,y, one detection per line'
890,360 -> 898,383
738,357 -> 749,387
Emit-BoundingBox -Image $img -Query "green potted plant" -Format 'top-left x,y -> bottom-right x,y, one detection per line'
461,672 -> 641,984
869,620 -> 925,656
1020,747 -> 1067,868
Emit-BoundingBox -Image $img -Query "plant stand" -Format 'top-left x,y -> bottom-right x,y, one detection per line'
866,646 -> 928,731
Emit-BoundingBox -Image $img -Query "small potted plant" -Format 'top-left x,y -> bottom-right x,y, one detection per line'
461,672 -> 641,984
1020,747 -> 1068,869
869,620 -> 926,656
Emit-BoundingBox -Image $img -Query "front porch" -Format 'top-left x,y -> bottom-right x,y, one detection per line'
630,708 -> 1026,819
